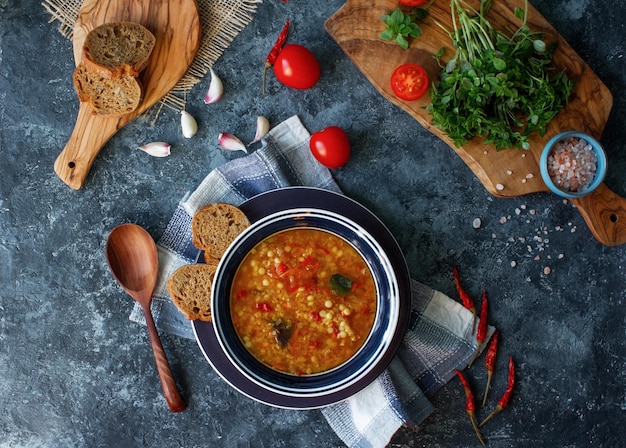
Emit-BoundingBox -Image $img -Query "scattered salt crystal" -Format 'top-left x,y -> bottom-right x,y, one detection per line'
558,254 -> 564,259
571,227 -> 577,233
521,179 -> 527,183
520,205 -> 527,210
496,183 -> 505,191
522,153 -> 526,158
500,216 -> 507,224
534,255 -> 541,260
530,209 -> 536,215
492,233 -> 497,239
506,170 -> 513,175
511,261 -> 517,267
544,266 -> 552,275
526,173 -> 534,179
526,277 -> 532,282
472,218 -> 482,229
515,208 -> 521,215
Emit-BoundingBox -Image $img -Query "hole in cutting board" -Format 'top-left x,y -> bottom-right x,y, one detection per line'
610,213 -> 618,223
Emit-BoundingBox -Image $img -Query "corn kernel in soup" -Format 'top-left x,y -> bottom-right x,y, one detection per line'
230,228 -> 377,375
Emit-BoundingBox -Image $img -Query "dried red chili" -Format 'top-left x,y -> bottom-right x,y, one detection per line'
452,265 -> 476,333
482,330 -> 499,406
468,290 -> 489,367
454,369 -> 486,446
263,19 -> 290,94
480,356 -> 515,427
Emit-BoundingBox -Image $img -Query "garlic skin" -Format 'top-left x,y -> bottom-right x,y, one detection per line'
250,116 -> 270,143
138,142 -> 171,157
204,67 -> 223,104
181,110 -> 198,138
218,133 -> 247,153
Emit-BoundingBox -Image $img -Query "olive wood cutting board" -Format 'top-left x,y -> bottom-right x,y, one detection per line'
325,0 -> 626,246
53,0 -> 201,190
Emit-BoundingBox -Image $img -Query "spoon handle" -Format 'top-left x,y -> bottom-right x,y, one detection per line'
142,305 -> 187,412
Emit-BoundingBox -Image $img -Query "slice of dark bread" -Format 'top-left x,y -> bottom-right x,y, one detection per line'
192,203 -> 251,263
82,22 -> 156,79
166,264 -> 217,322
73,62 -> 142,116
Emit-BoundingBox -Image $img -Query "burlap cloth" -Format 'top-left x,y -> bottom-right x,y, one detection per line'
42,0 -> 262,112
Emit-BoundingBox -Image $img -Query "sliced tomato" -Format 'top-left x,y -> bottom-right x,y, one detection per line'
398,0 -> 428,6
390,63 -> 429,101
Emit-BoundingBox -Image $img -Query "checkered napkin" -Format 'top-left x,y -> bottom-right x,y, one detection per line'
129,115 -> 490,448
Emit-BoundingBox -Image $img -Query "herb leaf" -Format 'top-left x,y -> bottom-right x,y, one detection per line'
329,274 -> 353,296
380,8 -> 428,49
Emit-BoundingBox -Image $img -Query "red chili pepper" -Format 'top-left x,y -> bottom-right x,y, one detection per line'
482,330 -> 499,407
454,369 -> 486,446
480,356 -> 515,427
453,265 -> 476,333
468,290 -> 489,368
255,302 -> 273,312
263,19 -> 290,94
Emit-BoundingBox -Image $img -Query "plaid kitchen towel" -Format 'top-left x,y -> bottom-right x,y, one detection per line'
129,115 -> 491,448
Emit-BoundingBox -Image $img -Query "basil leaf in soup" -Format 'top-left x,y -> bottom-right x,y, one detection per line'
329,273 -> 353,296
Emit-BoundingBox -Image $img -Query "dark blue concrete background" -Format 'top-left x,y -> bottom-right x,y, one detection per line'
1,0 -> 625,446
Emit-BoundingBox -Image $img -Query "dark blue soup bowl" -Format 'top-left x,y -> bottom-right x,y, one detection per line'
211,208 -> 402,398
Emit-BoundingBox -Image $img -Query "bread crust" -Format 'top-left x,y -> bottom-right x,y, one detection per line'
166,264 -> 217,322
191,203 -> 251,263
73,62 -> 142,116
82,22 -> 156,79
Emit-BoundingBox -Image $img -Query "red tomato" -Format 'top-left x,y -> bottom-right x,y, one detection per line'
390,63 -> 429,101
398,0 -> 428,6
309,126 -> 351,169
273,44 -> 321,90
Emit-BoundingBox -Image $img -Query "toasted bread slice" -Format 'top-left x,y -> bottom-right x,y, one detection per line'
73,62 -> 142,116
166,264 -> 217,322
192,203 -> 251,263
82,22 -> 156,79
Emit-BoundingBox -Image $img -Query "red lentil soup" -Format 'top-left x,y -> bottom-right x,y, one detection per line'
230,228 -> 377,375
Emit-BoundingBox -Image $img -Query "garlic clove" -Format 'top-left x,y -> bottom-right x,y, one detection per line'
138,142 -> 171,157
218,133 -> 247,153
204,67 -> 223,104
250,116 -> 270,143
181,110 -> 198,138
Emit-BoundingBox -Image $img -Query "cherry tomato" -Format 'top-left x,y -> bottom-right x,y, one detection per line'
309,126 -> 351,169
398,0 -> 428,6
390,63 -> 429,101
273,44 -> 321,90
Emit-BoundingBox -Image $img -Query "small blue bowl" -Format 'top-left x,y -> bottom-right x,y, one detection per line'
540,131 -> 607,199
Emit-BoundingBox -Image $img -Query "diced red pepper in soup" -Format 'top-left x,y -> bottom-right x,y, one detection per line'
230,228 -> 377,375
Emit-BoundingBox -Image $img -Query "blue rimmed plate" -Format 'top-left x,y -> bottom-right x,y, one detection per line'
192,187 -> 411,409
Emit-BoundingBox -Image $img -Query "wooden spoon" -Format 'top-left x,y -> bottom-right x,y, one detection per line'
105,223 -> 186,413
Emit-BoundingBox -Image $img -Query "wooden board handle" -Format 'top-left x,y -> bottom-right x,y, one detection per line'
54,103 -> 131,190
572,184 -> 626,246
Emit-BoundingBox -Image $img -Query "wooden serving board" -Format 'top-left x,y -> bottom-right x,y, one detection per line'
325,0 -> 626,246
54,0 -> 201,190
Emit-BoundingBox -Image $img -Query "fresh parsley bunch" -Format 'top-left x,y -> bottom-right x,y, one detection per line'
380,8 -> 429,50
427,0 -> 574,150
